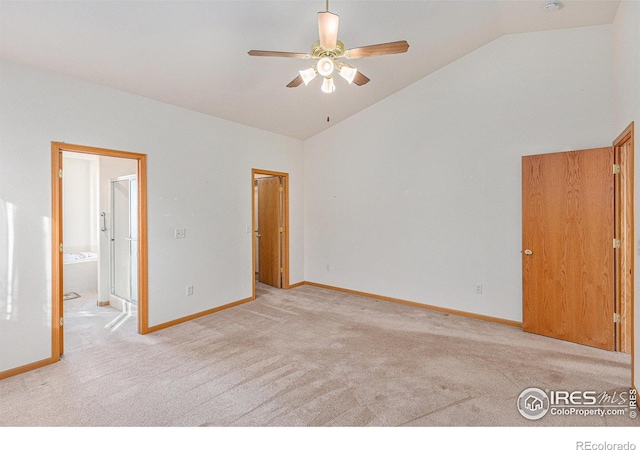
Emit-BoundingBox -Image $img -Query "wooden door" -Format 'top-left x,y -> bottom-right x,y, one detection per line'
257,177 -> 282,288
522,147 -> 615,350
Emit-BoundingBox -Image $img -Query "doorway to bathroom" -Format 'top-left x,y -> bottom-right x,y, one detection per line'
52,142 -> 148,360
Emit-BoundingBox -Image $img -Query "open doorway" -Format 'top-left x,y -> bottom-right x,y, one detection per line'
252,169 -> 289,299
52,142 -> 148,360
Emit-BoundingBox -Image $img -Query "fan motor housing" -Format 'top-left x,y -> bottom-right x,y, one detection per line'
312,40 -> 345,59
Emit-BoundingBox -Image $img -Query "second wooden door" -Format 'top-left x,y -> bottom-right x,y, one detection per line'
522,147 -> 615,350
257,177 -> 282,288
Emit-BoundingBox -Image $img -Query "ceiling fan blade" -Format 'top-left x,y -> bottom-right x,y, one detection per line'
345,40 -> 410,59
318,11 -> 339,49
342,62 -> 370,86
286,75 -> 304,88
248,50 -> 310,58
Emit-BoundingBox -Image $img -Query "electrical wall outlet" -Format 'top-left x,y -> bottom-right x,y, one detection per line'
175,228 -> 186,239
186,285 -> 193,296
475,284 -> 483,294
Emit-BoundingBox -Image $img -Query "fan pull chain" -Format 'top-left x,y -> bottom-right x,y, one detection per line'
325,86 -> 333,124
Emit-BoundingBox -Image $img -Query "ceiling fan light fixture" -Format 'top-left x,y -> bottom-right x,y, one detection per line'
247,1 -> 409,92
321,76 -> 336,94
316,57 -> 335,77
299,67 -> 317,85
339,65 -> 358,84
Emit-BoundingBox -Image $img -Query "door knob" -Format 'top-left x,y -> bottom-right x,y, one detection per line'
256,234 -> 262,238
524,249 -> 533,256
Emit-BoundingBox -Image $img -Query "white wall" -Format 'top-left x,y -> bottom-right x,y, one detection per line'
304,25 -> 613,322
0,59 -> 304,372
63,154 -> 98,253
613,1 -> 640,389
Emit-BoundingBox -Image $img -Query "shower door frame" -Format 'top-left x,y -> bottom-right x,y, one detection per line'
109,174 -> 138,306
51,142 -> 149,359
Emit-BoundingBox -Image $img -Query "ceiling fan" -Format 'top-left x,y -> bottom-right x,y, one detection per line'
248,1 -> 409,93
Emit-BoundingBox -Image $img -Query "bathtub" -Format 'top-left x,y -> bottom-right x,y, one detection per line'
64,251 -> 97,263
63,252 -> 98,294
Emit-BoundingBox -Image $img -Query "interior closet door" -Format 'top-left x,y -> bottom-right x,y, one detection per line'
257,177 -> 282,288
522,147 -> 614,350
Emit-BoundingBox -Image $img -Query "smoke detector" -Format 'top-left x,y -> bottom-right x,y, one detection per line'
544,1 -> 562,12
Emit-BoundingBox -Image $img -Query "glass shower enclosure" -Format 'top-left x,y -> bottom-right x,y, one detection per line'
110,175 -> 138,305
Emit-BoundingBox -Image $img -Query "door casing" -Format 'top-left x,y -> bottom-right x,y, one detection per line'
613,122 -> 635,355
52,142 -> 149,359
251,169 -> 290,298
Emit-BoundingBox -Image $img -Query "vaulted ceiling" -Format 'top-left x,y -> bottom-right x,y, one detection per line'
0,1 -> 620,140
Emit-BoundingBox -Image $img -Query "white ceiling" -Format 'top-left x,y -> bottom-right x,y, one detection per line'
0,0 -> 620,140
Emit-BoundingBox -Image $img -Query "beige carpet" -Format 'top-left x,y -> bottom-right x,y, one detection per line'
0,283 -> 635,427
